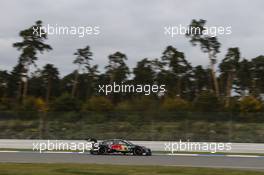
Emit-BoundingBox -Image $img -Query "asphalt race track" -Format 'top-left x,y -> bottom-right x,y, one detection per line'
0,152 -> 263,171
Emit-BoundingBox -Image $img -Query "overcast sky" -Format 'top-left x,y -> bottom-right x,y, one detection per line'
0,0 -> 263,76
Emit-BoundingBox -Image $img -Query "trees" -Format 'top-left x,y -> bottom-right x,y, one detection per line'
13,20 -> 52,102
133,58 -> 155,84
105,52 -> 130,83
235,56 -> 264,97
251,55 -> 264,96
104,52 -> 130,102
72,46 -> 93,97
219,48 -> 240,107
193,91 -> 222,112
235,59 -> 252,96
41,64 -> 60,103
83,64 -> 99,100
186,19 -> 221,97
28,70 -> 44,98
1,19 -> 263,115
51,93 -> 81,112
193,65 -> 210,95
0,70 -> 9,98
161,46 -> 192,97
7,63 -> 25,100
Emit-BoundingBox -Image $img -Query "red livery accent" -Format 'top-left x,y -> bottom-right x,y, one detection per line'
111,144 -> 122,150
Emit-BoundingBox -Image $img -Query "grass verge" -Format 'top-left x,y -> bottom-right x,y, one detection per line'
0,163 -> 263,175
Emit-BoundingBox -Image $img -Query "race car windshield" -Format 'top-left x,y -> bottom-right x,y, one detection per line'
123,140 -> 134,145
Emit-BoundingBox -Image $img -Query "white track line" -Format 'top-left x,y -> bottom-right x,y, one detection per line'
0,151 -> 19,153
0,151 -> 263,158
167,153 -> 199,156
226,155 -> 261,158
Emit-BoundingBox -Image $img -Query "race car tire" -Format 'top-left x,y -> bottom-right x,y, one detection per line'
146,149 -> 152,156
90,150 -> 97,155
133,147 -> 143,156
146,151 -> 152,156
98,146 -> 107,155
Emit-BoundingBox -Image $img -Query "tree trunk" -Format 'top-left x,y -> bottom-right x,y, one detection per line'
22,64 -> 29,103
71,69 -> 79,97
22,78 -> 28,102
251,78 -> 258,97
176,76 -> 182,97
225,72 -> 233,108
209,53 -> 219,97
17,81 -> 22,102
46,76 -> 51,104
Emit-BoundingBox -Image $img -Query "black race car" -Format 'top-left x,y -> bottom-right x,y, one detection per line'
88,139 -> 152,156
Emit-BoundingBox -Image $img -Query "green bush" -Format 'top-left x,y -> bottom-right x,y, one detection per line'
225,97 -> 240,112
161,97 -> 190,111
82,96 -> 113,112
193,91 -> 222,112
239,96 -> 263,113
51,93 -> 81,111
130,96 -> 158,111
19,96 -> 39,112
115,101 -> 133,111
0,98 -> 13,111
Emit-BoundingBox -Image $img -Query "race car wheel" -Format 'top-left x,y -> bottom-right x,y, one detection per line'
90,150 -> 97,155
146,151 -> 152,156
98,147 -> 107,155
133,147 -> 143,156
